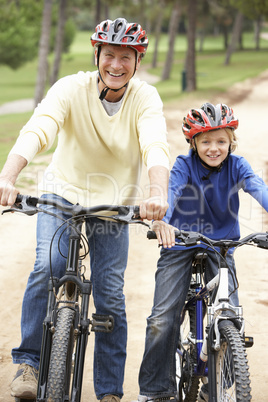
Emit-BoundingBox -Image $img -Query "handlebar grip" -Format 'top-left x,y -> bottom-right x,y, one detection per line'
15,194 -> 23,203
147,230 -> 157,239
133,205 -> 140,215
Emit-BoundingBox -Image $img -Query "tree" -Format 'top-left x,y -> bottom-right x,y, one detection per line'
0,0 -> 42,69
185,0 -> 197,91
161,0 -> 181,81
34,0 -> 53,106
208,1 -> 234,50
224,11 -> 244,65
151,0 -> 165,68
229,0 -> 268,49
50,0 -> 68,86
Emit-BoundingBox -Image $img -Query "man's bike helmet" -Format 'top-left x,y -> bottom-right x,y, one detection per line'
91,18 -> 148,100
91,18 -> 148,55
182,102 -> 239,142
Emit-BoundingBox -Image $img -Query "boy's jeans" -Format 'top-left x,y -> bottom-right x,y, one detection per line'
12,194 -> 129,399
139,247 -> 239,398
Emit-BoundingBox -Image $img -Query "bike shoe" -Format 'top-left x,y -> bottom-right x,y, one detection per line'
10,363 -> 38,399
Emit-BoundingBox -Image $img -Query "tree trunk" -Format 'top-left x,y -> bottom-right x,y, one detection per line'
50,0 -> 67,86
224,11 -> 244,66
222,24 -> 229,50
95,0 -> 101,24
92,0 -> 102,64
185,0 -> 197,92
34,0 -> 53,107
161,0 -> 181,81
254,16 -> 262,50
152,0 -> 165,68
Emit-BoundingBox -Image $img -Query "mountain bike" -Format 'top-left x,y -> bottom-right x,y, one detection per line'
147,229 -> 268,401
3,194 -> 147,402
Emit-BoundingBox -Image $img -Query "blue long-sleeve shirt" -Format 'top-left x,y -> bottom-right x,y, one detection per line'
164,149 -> 268,249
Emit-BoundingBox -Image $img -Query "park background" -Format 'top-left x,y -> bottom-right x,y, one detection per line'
0,1 -> 268,401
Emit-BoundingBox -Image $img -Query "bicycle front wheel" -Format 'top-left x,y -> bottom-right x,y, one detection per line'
215,321 -> 251,401
46,307 -> 75,402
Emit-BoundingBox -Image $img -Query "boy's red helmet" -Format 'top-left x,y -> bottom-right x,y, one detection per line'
91,18 -> 148,55
182,103 -> 239,142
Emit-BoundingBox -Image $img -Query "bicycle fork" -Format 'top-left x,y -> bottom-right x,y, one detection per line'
37,218 -> 92,401
36,275 -> 92,401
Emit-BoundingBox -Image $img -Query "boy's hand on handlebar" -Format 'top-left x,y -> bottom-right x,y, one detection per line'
0,178 -> 19,206
152,220 -> 176,248
139,196 -> 168,221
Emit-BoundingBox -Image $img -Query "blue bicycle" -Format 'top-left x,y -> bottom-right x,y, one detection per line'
148,229 -> 268,401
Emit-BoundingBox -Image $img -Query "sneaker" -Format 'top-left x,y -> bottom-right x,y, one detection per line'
10,363 -> 38,399
197,383 -> 209,402
101,396 -> 120,402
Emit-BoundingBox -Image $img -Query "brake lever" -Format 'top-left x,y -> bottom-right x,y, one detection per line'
1,196 -> 39,216
253,233 -> 268,249
183,232 -> 202,247
111,205 -> 150,227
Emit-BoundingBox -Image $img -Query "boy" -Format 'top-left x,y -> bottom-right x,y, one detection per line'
136,102 -> 268,401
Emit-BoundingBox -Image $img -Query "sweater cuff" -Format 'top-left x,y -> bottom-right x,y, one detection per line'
146,147 -> 170,171
8,132 -> 41,164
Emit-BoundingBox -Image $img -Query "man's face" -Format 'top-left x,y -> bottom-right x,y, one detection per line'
96,44 -> 141,99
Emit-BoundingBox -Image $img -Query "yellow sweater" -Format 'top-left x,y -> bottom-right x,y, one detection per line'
10,71 -> 169,207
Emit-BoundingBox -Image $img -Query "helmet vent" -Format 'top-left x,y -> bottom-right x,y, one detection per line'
192,111 -> 204,124
103,22 -> 109,32
128,27 -> 138,35
207,107 -> 215,121
98,32 -> 107,40
114,20 -> 123,33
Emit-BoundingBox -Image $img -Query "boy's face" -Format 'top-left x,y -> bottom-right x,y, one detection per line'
194,129 -> 231,168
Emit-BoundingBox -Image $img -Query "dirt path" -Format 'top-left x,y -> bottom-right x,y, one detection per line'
1,71 -> 268,401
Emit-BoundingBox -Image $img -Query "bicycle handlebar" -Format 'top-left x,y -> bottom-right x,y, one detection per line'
2,194 -> 145,226
147,229 -> 268,250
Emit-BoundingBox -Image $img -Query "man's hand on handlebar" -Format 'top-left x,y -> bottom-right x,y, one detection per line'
0,178 -> 19,207
139,196 -> 169,221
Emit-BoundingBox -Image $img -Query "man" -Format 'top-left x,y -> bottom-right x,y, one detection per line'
0,18 -> 170,401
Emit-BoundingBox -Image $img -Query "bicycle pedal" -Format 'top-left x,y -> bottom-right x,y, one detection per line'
91,313 -> 114,332
244,335 -> 254,348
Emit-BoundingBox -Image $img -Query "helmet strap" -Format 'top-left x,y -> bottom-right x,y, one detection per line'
98,71 -> 128,101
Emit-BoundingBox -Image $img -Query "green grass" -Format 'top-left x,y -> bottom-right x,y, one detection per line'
0,113 -> 32,164
0,30 -> 268,169
0,112 -> 56,170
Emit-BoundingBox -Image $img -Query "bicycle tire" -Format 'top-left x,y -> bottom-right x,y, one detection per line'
214,321 -> 251,401
46,307 -> 75,402
176,289 -> 200,402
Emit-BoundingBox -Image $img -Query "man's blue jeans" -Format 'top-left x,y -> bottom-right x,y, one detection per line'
12,194 -> 129,399
138,247 -> 239,398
